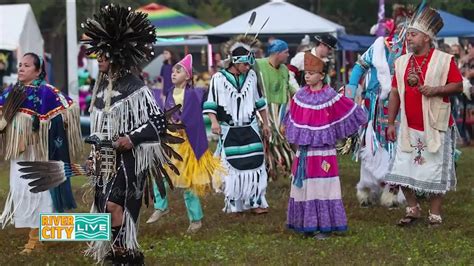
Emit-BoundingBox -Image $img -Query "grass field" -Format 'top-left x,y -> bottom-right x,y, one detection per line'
0,148 -> 472,265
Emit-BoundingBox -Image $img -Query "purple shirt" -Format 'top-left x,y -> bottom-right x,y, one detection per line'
165,85 -> 209,159
160,63 -> 173,97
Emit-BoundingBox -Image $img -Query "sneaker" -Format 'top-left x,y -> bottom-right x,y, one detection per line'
186,221 -> 202,234
146,209 -> 169,224
314,232 -> 330,240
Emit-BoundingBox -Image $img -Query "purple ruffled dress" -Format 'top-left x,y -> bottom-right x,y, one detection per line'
284,85 -> 367,233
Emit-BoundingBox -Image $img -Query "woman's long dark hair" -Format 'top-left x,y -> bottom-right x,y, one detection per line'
22,52 -> 47,131
164,49 -> 179,65
23,52 -> 47,83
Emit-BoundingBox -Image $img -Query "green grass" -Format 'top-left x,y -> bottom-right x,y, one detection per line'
0,148 -> 473,264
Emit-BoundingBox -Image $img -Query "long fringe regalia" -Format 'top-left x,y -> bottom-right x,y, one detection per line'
85,73 -> 180,261
203,68 -> 269,213
80,4 -> 183,263
0,83 -> 82,227
346,36 -> 404,206
255,58 -> 294,180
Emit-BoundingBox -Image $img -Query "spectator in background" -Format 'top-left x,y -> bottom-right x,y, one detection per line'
439,43 -> 452,54
311,34 -> 338,64
451,43 -> 465,68
254,47 -> 265,59
0,59 -> 5,90
289,35 -> 314,87
456,41 -> 474,101
210,52 -> 224,75
444,43 -> 469,145
213,52 -> 224,69
78,45 -> 88,69
310,34 -> 338,86
160,48 -> 179,98
461,42 -> 474,81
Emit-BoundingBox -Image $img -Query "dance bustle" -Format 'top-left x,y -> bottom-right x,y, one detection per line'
147,104 -> 186,200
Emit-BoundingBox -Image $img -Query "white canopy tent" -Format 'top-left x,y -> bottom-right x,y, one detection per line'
155,37 -> 209,47
0,4 -> 44,85
205,0 -> 345,37
0,4 -> 44,57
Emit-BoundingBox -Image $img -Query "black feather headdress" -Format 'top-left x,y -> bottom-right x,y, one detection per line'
80,4 -> 156,70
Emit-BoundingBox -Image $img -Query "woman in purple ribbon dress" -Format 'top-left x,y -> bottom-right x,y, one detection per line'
284,52 -> 367,239
0,52 -> 81,254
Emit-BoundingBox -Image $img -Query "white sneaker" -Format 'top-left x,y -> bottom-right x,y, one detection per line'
146,209 -> 169,224
186,221 -> 202,233
314,232 -> 330,240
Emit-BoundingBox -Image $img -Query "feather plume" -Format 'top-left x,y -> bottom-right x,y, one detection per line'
0,83 -> 27,131
253,16 -> 270,42
140,103 -> 184,200
244,11 -> 257,37
81,4 -> 156,70
17,161 -> 86,193
222,35 -> 262,57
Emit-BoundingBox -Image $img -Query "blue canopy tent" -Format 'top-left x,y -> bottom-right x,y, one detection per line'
339,10 -> 473,51
438,10 -> 474,37
338,34 -> 376,51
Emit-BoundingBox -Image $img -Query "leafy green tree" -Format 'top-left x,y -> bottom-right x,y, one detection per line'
196,0 -> 232,26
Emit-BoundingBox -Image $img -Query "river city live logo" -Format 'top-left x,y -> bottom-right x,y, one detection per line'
40,213 -> 111,241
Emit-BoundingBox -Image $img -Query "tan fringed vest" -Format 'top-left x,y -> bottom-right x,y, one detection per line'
394,49 -> 453,153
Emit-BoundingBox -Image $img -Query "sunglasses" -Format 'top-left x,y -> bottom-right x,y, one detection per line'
232,51 -> 256,66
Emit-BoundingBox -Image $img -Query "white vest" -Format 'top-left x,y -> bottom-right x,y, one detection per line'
394,49 -> 453,153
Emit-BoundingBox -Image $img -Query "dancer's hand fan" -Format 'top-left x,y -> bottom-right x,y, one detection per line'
18,161 -> 87,193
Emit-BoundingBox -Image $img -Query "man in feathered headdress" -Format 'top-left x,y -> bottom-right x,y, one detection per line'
386,3 -> 463,227
345,4 -> 412,209
203,35 -> 271,214
79,4 -> 183,264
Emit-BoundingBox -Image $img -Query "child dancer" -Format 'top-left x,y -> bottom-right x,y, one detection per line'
284,52 -> 367,239
146,54 -> 223,233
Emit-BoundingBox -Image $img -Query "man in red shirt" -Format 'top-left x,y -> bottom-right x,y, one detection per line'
386,5 -> 463,228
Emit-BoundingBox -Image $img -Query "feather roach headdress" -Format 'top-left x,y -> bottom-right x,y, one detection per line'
222,35 -> 262,56
407,2 -> 443,39
80,4 -> 156,70
221,11 -> 268,67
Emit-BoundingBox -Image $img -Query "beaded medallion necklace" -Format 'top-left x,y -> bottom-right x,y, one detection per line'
407,52 -> 429,87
